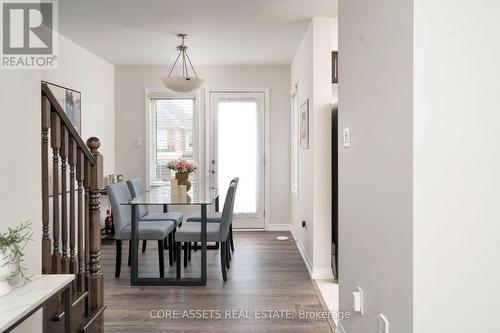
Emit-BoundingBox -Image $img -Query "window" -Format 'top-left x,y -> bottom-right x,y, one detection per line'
147,94 -> 198,187
291,83 -> 299,195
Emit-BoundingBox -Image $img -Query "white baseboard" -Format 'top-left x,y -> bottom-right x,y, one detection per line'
312,267 -> 335,280
290,227 -> 334,280
290,226 -> 313,277
266,224 -> 292,231
337,321 -> 346,333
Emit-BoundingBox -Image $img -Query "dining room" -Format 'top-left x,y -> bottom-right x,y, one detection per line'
96,0 -> 338,329
103,32 -> 337,333
0,1 -> 337,332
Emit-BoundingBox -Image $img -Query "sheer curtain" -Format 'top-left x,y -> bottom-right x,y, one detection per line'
215,96 -> 262,216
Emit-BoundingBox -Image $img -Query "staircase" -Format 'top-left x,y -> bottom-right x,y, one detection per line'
41,83 -> 105,333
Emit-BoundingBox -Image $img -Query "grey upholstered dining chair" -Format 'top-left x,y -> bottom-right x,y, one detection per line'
126,178 -> 184,255
186,177 -> 239,252
107,182 -> 176,278
175,182 -> 238,281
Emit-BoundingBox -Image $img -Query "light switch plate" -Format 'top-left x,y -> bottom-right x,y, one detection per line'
379,314 -> 389,333
343,128 -> 351,148
353,286 -> 364,315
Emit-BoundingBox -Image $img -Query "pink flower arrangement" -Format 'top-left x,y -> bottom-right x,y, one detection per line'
167,159 -> 198,174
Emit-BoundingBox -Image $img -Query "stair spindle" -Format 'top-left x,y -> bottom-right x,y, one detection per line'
84,158 -> 91,315
41,96 -> 52,274
76,149 -> 86,292
68,136 -> 77,277
60,126 -> 69,273
51,112 -> 62,274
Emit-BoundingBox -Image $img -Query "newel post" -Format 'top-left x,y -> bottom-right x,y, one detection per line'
86,137 -> 104,315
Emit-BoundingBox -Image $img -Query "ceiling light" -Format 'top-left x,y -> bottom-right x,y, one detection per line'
161,33 -> 204,93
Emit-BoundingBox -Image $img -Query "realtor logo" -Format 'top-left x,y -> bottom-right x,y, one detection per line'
1,0 -> 58,69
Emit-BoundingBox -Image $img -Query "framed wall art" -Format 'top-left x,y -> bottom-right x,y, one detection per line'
300,99 -> 309,149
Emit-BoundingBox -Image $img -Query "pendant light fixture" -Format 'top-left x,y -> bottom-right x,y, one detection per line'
161,33 -> 204,93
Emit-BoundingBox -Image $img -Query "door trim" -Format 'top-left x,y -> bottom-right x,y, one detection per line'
204,88 -> 270,230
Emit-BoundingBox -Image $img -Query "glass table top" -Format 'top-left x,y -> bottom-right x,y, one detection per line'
121,185 -> 218,206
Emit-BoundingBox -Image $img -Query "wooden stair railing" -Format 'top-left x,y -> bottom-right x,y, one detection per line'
41,82 -> 105,333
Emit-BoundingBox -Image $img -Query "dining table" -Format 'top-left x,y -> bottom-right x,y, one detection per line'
121,184 -> 219,286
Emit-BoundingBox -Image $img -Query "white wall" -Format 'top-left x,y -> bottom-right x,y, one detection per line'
338,0 -> 413,332
290,18 -> 334,279
413,0 -> 500,332
0,34 -> 114,333
290,23 -> 314,270
114,65 -> 290,227
0,71 -> 42,333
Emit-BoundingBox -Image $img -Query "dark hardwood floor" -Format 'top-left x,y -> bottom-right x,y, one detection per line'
102,231 -> 333,333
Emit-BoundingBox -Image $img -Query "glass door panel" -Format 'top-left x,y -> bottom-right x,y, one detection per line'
210,92 -> 265,228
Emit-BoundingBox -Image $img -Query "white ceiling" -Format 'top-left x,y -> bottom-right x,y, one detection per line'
59,0 -> 337,66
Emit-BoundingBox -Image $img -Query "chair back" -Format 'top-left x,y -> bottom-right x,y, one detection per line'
220,182 -> 238,239
107,182 -> 132,240
126,178 -> 148,219
223,177 -> 239,213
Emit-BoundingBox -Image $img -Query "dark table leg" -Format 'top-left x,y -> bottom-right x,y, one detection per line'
130,201 -> 213,286
201,204 -> 207,283
163,204 -> 169,250
131,205 -> 138,283
64,284 -> 71,333
207,197 -> 220,250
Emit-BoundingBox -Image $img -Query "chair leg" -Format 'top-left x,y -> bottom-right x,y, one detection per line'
142,240 -> 147,253
220,242 -> 227,281
172,229 -> 177,261
115,240 -> 122,278
229,225 -> 235,252
188,242 -> 192,261
227,236 -> 232,262
128,240 -> 131,266
164,236 -> 168,249
158,240 -> 165,278
183,242 -> 188,268
225,241 -> 231,269
168,233 -> 173,266
194,242 -> 198,252
176,242 -> 181,279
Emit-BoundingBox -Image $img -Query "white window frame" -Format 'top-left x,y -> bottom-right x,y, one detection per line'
145,89 -> 202,189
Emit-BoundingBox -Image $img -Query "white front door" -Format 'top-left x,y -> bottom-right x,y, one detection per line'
209,91 -> 265,229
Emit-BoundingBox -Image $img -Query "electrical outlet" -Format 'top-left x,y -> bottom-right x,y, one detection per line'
379,314 -> 389,333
